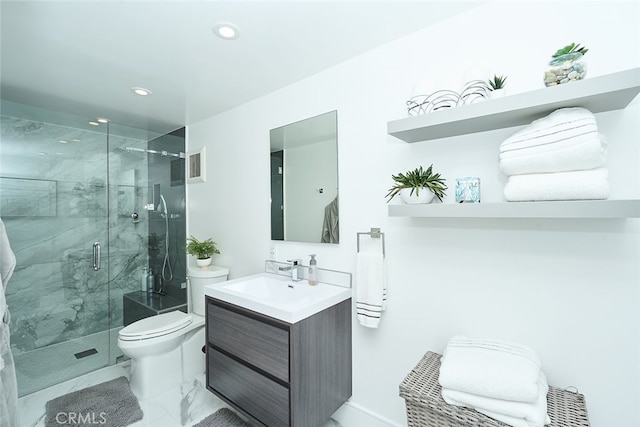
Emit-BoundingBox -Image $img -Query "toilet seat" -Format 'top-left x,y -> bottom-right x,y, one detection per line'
119,310 -> 192,341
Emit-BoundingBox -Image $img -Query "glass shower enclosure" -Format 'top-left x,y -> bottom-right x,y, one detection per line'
0,100 -> 185,396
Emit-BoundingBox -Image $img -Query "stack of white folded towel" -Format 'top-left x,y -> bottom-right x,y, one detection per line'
439,336 -> 551,427
499,107 -> 610,201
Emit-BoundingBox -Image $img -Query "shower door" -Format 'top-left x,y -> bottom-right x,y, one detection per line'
0,102 -> 113,396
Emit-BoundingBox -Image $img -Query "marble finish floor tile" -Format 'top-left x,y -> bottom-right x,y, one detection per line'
17,362 -> 344,426
17,362 -> 231,427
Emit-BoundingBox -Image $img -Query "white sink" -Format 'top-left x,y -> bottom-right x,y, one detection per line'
204,273 -> 351,323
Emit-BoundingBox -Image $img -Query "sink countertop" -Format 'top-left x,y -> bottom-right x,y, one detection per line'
204,273 -> 351,323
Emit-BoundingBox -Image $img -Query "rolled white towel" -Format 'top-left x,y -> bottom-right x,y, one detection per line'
504,168 -> 610,202
499,134 -> 607,176
442,371 -> 550,427
439,336 -> 541,403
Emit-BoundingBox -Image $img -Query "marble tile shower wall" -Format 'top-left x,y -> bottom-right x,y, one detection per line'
146,128 -> 187,301
1,115 -> 149,356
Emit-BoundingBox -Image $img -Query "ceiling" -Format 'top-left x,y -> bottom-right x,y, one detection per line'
1,1 -> 482,134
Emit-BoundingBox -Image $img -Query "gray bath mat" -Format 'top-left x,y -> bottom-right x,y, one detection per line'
45,376 -> 143,427
193,408 -> 250,427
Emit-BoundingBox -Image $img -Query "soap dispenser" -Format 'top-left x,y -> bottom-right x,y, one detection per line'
308,254 -> 318,286
147,268 -> 155,292
140,267 -> 148,292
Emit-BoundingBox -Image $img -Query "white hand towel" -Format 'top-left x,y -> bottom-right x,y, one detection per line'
501,107 -> 597,151
355,251 -> 386,328
504,168 -> 610,202
475,408 -> 550,427
500,119 -> 597,152
0,219 -> 16,292
439,336 -> 541,402
518,107 -> 596,129
501,121 -> 598,153
0,217 -> 18,426
0,217 -> 16,336
442,371 -> 550,426
499,135 -> 607,176
500,130 -> 601,159
444,336 -> 542,366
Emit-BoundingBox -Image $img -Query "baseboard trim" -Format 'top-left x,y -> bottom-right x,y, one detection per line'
332,400 -> 403,427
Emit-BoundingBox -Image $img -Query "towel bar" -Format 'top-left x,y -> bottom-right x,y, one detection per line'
357,227 -> 385,257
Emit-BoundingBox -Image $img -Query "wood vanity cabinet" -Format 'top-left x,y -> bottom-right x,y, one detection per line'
205,296 -> 352,427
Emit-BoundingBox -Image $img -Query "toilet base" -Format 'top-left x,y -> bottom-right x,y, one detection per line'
183,328 -> 206,381
127,327 -> 206,400
129,344 -> 182,400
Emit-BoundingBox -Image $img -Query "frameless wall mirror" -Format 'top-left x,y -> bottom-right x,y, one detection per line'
270,110 -> 339,244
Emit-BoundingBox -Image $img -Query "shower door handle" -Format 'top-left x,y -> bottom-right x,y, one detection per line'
93,242 -> 101,271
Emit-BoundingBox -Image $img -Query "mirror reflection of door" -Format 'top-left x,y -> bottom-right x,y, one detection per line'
269,110 -> 338,243
270,150 -> 284,240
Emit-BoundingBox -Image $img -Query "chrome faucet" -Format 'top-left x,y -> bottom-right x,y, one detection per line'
280,258 -> 304,281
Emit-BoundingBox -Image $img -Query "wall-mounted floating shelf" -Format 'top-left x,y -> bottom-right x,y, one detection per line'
388,199 -> 640,219
387,68 -> 640,219
387,68 -> 640,143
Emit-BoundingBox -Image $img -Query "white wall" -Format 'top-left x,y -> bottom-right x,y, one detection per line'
187,2 -> 640,426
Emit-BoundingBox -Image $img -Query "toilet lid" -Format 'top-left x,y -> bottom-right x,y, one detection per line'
119,310 -> 192,341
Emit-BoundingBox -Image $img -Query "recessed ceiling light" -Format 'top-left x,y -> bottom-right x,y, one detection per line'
213,22 -> 240,40
58,140 -> 68,144
131,87 -> 152,96
97,118 -> 109,123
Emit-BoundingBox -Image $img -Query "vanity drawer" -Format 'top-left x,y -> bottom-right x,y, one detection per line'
207,300 -> 289,382
209,348 -> 289,427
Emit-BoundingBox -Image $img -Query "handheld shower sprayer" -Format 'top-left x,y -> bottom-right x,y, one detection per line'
159,194 -> 168,216
159,194 -> 173,284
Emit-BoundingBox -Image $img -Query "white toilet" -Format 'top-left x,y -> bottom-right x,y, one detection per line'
117,264 -> 229,399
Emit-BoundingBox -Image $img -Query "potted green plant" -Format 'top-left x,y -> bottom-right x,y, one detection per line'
186,236 -> 220,268
487,74 -> 507,98
544,42 -> 588,86
386,164 -> 447,204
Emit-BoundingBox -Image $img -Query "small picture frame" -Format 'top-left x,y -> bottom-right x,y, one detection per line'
455,177 -> 481,203
186,147 -> 206,183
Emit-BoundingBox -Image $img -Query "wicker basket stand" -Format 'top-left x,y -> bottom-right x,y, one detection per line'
399,351 -> 590,427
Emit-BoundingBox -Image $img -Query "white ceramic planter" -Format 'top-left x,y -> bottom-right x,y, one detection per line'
400,187 -> 435,204
196,257 -> 212,268
489,88 -> 506,99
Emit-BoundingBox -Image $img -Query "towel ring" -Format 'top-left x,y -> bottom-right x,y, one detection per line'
357,227 -> 385,257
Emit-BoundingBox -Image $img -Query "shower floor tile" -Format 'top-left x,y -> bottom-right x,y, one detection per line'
14,329 -> 122,397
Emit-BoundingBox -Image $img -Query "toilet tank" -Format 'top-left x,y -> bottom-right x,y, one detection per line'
187,265 -> 229,316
